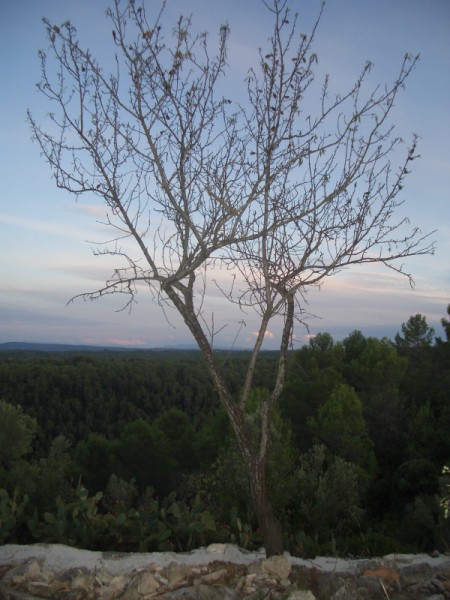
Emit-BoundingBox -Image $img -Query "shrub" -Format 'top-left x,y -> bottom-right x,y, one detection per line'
288,445 -> 363,547
0,487 -> 30,544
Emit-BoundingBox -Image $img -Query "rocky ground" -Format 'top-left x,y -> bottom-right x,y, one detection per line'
1,543 -> 449,599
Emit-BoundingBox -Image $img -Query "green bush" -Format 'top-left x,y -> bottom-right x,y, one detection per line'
440,465 -> 450,519
0,487 -> 30,543
28,485 -> 104,548
24,483 -> 258,553
287,445 -> 363,548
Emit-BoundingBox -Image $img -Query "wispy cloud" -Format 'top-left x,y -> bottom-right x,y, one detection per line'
0,212 -> 85,240
69,203 -> 108,218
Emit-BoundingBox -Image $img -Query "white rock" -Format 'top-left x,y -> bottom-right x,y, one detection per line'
286,591 -> 317,600
206,543 -> 227,554
261,554 -> 291,580
138,571 -> 160,595
201,568 -> 228,584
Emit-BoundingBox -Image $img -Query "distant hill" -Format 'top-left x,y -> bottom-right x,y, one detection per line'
0,342 -> 243,353
0,342 -> 135,352
0,342 -> 268,354
0,342 -> 203,353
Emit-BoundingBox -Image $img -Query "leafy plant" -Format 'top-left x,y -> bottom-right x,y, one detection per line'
0,487 -> 29,543
440,465 -> 450,519
28,485 -> 104,547
289,445 -> 363,545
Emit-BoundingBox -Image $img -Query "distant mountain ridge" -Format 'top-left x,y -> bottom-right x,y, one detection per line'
0,342 -> 201,353
0,342 -> 256,353
0,342 -> 135,352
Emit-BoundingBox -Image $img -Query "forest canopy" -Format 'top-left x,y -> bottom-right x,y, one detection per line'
1,308 -> 449,556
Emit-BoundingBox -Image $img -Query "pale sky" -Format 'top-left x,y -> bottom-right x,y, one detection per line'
0,0 -> 449,349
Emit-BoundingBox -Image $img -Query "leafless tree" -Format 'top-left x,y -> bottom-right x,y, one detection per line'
28,0 -> 434,556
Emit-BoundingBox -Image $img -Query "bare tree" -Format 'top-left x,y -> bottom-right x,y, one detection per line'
29,0 -> 434,556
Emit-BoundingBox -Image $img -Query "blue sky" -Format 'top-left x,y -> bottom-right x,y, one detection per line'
0,0 -> 449,349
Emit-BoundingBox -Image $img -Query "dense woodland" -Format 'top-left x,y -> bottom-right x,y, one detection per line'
1,307 -> 449,557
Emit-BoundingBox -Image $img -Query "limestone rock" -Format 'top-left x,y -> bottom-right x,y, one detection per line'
285,591 -> 317,600
163,563 -> 193,589
164,584 -> 236,599
120,570 -> 160,599
400,562 -> 434,586
138,571 -> 160,595
101,574 -> 128,596
260,555 -> 291,580
200,568 -> 229,585
1,544 -> 450,599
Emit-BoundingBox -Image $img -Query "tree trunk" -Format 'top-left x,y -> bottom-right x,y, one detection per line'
247,457 -> 284,557
166,293 -> 285,556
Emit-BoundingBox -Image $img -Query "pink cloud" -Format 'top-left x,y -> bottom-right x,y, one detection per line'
250,330 -> 274,339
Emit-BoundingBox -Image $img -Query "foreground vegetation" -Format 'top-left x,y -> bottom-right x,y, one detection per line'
1,307 -> 449,557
